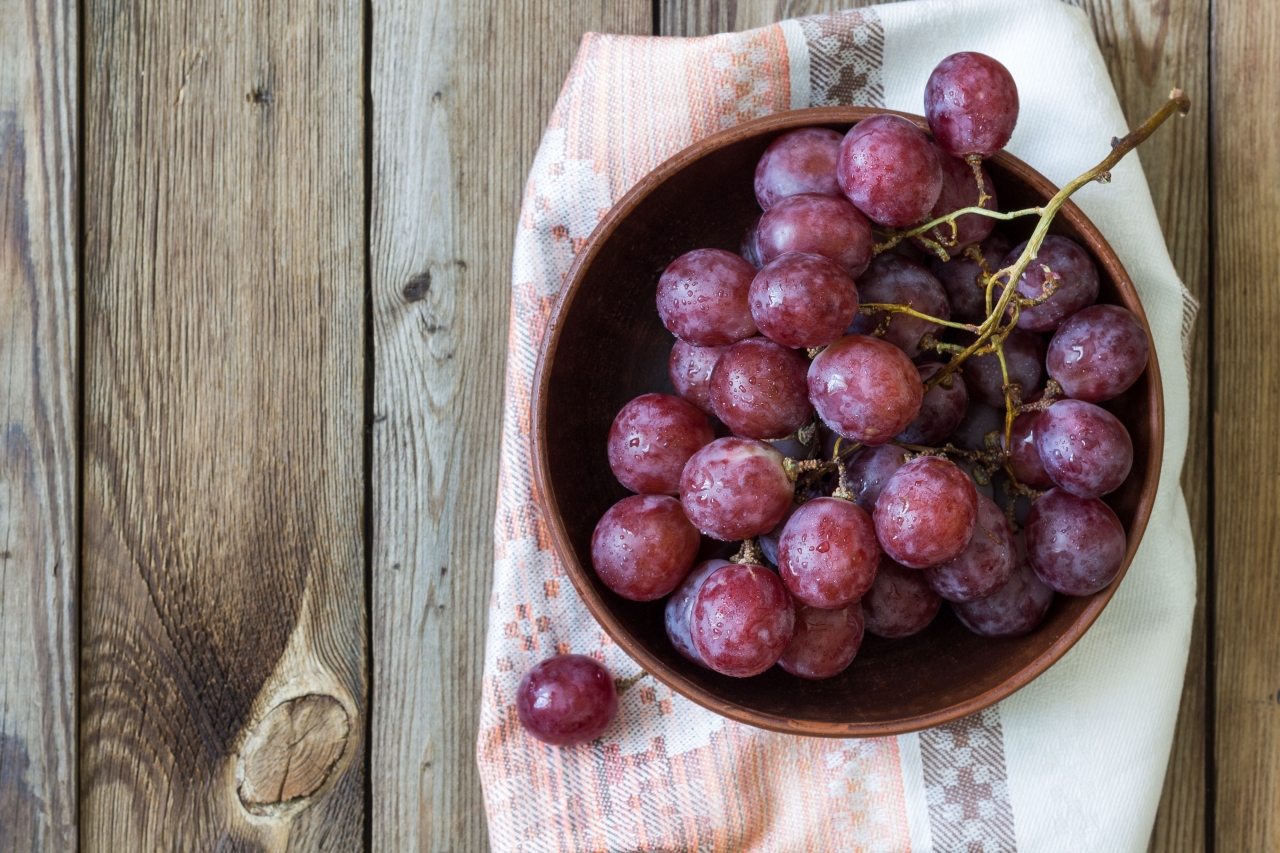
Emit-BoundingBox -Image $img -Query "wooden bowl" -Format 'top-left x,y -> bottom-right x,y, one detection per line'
532,107 -> 1164,737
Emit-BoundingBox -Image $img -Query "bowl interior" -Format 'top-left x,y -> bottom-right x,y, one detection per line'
535,109 -> 1161,736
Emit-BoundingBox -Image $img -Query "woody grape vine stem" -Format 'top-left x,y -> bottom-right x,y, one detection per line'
781,91 -> 1189,523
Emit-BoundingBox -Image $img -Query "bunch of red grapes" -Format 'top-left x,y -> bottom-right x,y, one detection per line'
517,52 -> 1153,745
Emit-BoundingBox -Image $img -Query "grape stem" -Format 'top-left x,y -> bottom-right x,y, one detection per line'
872,205 -> 1042,256
921,89 -> 1187,489
615,671 -> 649,695
967,154 -> 993,207
788,92 -> 1187,515
858,302 -> 980,332
730,538 -> 765,566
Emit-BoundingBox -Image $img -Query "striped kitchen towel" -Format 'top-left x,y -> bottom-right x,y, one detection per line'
477,1 -> 1198,850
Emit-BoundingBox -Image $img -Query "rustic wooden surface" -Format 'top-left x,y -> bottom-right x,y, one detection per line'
78,0 -> 366,849
1212,1 -> 1279,850
1,0 -> 1270,850
0,0 -> 78,850
366,2 -> 650,851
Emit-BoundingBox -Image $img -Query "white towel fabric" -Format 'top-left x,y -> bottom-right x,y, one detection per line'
477,1 -> 1198,850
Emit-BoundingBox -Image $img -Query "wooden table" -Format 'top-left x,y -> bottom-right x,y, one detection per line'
0,0 -> 1270,849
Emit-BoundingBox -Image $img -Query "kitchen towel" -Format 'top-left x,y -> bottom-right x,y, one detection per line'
476,1 -> 1198,850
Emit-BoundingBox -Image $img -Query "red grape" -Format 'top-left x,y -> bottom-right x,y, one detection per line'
952,552 -> 1053,638
591,495 -> 700,601
959,327 -> 1044,408
873,456 -> 978,568
924,52 -> 1019,159
1026,488 -> 1127,595
948,400 -> 1003,452
808,334 -> 924,445
656,248 -> 758,346
1034,399 -> 1133,498
862,557 -> 941,638
607,393 -> 715,495
1046,304 -> 1149,403
776,497 -> 880,609
778,602 -> 865,680
1002,236 -> 1099,332
844,444 -> 910,514
837,114 -> 943,228
846,253 -> 950,358
932,232 -> 1012,323
709,337 -> 813,439
680,437 -> 794,541
691,563 -> 795,677
924,493 -> 1015,602
913,144 -> 997,252
754,127 -> 844,210
749,252 -> 859,349
898,363 -> 968,445
668,339 -> 728,416
664,559 -> 731,666
517,655 -> 618,745
1005,410 -> 1054,488
756,194 -> 874,278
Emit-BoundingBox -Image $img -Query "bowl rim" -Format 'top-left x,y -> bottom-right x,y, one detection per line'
531,106 -> 1165,737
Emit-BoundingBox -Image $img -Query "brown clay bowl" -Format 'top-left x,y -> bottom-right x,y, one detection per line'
532,107 -> 1163,737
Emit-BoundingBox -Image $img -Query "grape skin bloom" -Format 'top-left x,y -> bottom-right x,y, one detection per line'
665,559 -> 731,666
778,602 -> 865,680
1034,399 -> 1134,498
679,437 -> 794,541
656,248 -> 758,346
777,497 -> 880,609
837,114 -> 943,228
691,563 -> 795,677
516,655 -> 618,746
1046,304 -> 1149,403
873,456 -> 978,568
709,337 -> 813,439
590,494 -> 700,601
754,127 -> 844,210
924,51 -> 1019,159
1026,488 -> 1127,596
607,393 -> 714,495
808,334 -> 924,445
862,557 -> 941,638
748,251 -> 860,349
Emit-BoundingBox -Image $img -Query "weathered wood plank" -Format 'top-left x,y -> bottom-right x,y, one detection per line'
1070,2 -> 1211,851
1212,0 -> 1280,848
0,0 -> 78,850
79,0 -> 366,849
368,2 -> 651,852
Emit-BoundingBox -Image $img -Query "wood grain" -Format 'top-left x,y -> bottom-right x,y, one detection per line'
0,0 -> 78,850
1072,1 -> 1211,851
79,0 -> 366,849
367,2 -> 650,852
1212,0 -> 1280,848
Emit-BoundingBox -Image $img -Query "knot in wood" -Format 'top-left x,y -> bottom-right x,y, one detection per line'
236,694 -> 350,817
